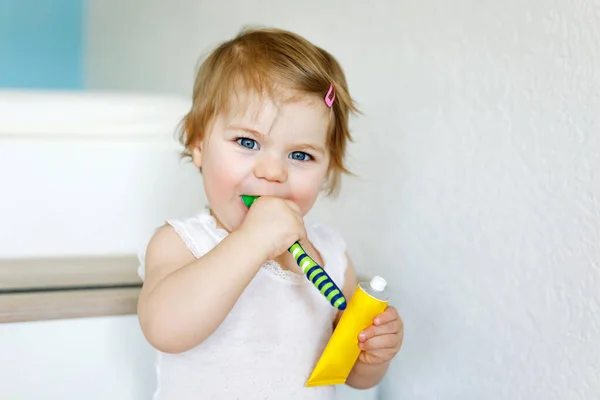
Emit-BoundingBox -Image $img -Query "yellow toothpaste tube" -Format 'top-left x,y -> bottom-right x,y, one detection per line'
305,275 -> 390,387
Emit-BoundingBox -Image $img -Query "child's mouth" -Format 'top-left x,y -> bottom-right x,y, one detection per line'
240,194 -> 259,208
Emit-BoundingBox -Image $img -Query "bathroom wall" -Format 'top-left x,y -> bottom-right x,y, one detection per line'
0,0 -> 84,89
85,1 -> 600,399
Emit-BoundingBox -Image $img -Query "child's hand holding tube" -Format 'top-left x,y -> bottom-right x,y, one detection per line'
305,276 -> 403,388
357,306 -> 404,364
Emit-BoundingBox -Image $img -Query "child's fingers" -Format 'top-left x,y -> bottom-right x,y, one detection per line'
358,349 -> 395,365
358,318 -> 404,342
359,319 -> 401,341
359,333 -> 400,352
361,348 -> 396,361
373,306 -> 400,326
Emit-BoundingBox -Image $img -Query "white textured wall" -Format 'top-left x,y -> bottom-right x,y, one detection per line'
87,1 -> 600,399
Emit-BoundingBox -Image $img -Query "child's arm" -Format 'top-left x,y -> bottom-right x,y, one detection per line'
334,256 -> 403,390
138,197 -> 306,354
137,225 -> 267,354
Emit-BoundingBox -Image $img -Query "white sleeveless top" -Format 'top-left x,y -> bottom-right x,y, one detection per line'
137,208 -> 348,400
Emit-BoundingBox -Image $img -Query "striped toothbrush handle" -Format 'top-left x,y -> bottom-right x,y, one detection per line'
288,242 -> 347,310
241,195 -> 347,310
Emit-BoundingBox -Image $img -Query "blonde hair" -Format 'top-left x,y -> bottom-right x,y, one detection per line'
179,27 -> 359,195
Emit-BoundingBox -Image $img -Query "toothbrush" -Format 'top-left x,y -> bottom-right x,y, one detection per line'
241,195 -> 347,310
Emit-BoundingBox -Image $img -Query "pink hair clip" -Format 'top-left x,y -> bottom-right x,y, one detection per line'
325,84 -> 335,108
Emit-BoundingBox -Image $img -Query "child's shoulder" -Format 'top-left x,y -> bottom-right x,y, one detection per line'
137,209 -> 218,281
164,208 -> 226,254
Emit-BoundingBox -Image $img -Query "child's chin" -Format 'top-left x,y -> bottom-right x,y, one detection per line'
224,214 -> 245,233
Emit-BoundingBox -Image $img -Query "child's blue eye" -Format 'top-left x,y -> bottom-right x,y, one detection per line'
237,138 -> 258,150
289,151 -> 312,161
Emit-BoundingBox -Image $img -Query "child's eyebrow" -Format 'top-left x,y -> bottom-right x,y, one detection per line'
226,125 -> 266,138
296,143 -> 325,155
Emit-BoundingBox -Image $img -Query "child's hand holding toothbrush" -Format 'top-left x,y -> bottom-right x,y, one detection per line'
238,196 -> 307,260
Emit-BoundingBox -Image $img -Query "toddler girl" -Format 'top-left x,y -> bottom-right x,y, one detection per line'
137,27 -> 403,399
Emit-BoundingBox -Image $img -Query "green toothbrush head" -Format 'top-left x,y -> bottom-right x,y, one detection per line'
241,195 -> 259,208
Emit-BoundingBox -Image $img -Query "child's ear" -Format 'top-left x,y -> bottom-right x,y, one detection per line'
191,143 -> 202,169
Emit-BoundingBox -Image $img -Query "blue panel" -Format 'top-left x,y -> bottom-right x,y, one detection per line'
0,0 -> 84,89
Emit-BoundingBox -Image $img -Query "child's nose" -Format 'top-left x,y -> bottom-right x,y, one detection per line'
253,154 -> 288,183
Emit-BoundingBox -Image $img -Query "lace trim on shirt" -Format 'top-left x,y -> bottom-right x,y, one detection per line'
202,209 -> 229,243
262,259 -> 305,283
167,221 -> 203,259
203,209 -> 306,283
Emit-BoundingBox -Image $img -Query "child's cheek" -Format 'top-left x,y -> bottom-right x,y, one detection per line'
288,174 -> 324,214
202,161 -> 238,208
205,150 -> 244,189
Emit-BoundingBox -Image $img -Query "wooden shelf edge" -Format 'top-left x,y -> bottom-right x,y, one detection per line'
0,287 -> 141,324
0,255 -> 141,291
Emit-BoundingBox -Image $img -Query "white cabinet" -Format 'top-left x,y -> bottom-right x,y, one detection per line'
0,90 -> 186,399
0,315 -> 156,400
0,90 -> 202,259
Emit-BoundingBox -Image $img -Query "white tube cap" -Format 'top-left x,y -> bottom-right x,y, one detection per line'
370,276 -> 387,291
